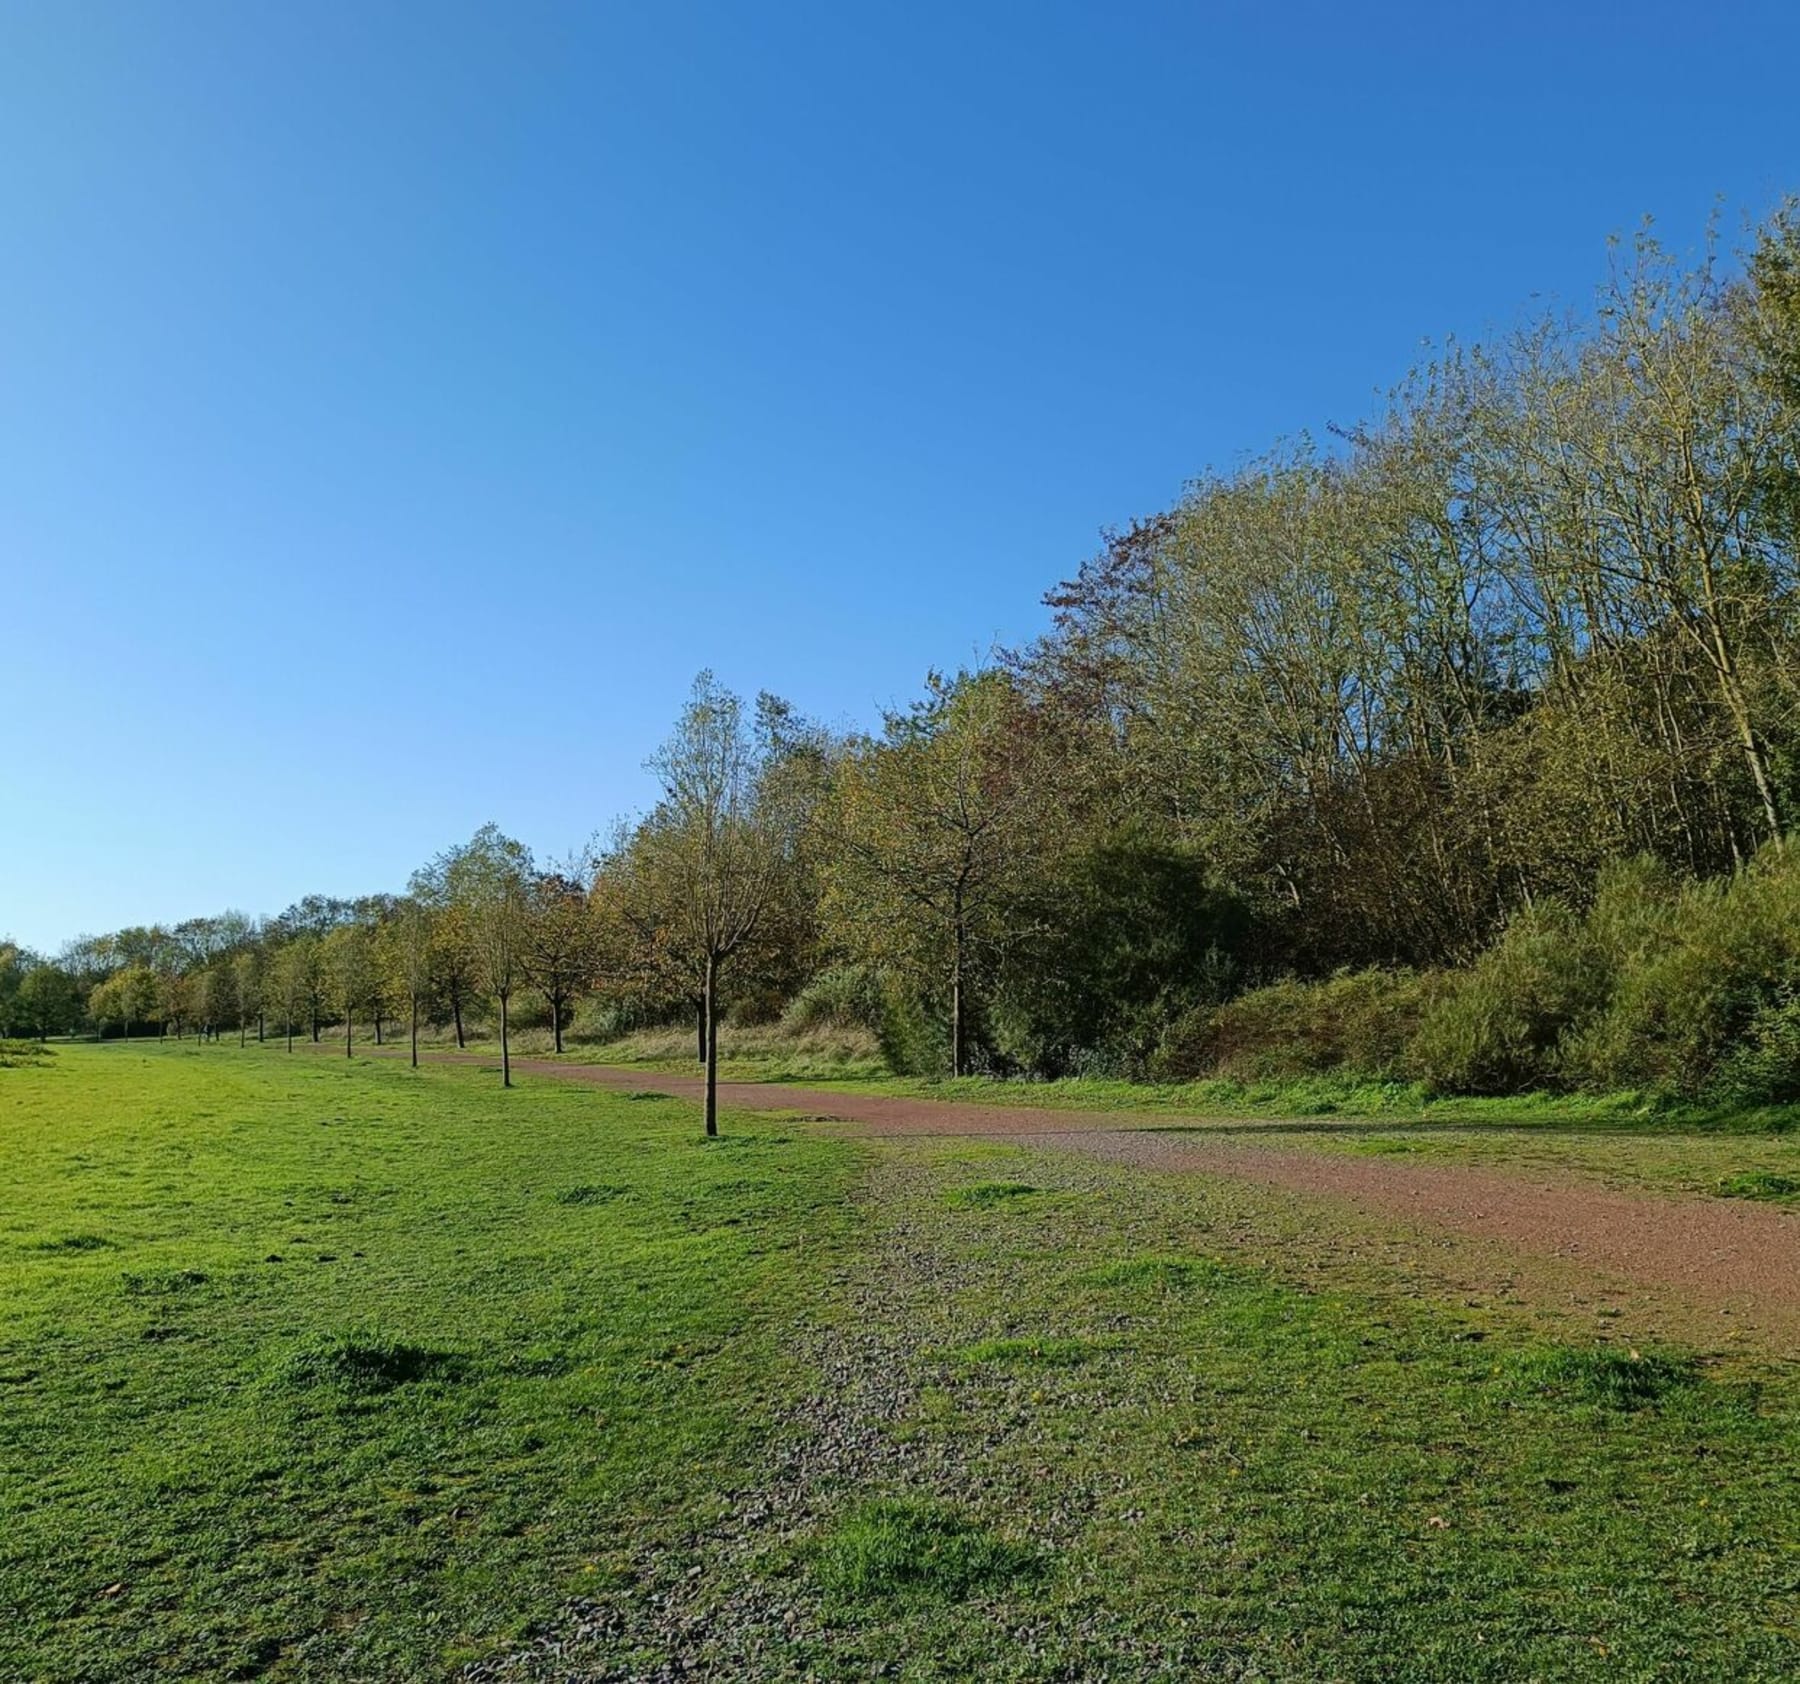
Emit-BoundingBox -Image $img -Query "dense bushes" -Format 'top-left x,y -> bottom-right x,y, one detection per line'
1152,968 -> 1440,1083
993,831 -> 1248,1079
1407,903 -> 1610,1094
1154,845 -> 1800,1102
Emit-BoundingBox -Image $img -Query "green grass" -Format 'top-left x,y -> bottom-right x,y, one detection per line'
1717,1169 -> 1800,1201
950,1334 -> 1102,1368
9,1045 -> 1800,1680
0,1044 -> 860,1681
944,1179 -> 1039,1209
812,1498 -> 1040,1606
846,1141 -> 1800,1680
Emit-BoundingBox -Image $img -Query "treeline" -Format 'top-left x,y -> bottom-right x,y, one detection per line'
10,201 -> 1800,1111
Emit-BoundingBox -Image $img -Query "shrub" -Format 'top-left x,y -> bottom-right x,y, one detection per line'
781,964 -> 888,1034
1561,842 -> 1800,1096
1408,902 -> 1609,1094
1152,968 -> 1439,1082
991,829 -> 1249,1078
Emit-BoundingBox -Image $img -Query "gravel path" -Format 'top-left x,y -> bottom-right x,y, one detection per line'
458,1154 -> 1127,1682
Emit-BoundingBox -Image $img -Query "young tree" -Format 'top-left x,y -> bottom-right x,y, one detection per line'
822,671 -> 1055,1076
447,824 -> 532,1087
410,860 -> 475,1047
384,894 -> 437,1069
270,936 -> 316,1053
156,970 -> 191,1039
523,861 -> 599,1055
612,672 -> 794,1135
323,923 -> 373,1060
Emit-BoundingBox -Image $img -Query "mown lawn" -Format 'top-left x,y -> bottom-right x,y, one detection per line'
0,1045 -> 860,1681
5,1047 -> 1798,1681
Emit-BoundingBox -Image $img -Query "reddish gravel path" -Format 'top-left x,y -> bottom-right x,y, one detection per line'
376,1048 -> 1800,1344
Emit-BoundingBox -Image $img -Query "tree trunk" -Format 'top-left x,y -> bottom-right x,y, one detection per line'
239,1017 -> 246,1048
374,1009 -> 383,1046
950,919 -> 966,1080
410,994 -> 419,1069
311,1007 -> 320,1044
552,991 -> 565,1055
500,991 -> 511,1088
257,1011 -> 264,1042
696,997 -> 707,1063
345,1009 -> 353,1060
453,987 -> 465,1049
703,955 -> 718,1137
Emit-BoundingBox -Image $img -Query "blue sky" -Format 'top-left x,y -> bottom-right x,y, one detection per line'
4,0 -> 1797,952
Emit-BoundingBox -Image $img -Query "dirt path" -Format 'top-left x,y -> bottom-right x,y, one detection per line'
370,1047 -> 1800,1347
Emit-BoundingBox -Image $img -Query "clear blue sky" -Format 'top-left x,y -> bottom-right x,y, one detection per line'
4,0 -> 1797,952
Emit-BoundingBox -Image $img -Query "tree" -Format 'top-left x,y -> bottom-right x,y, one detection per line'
446,825 -> 532,1087
323,923 -> 373,1060
270,936 -> 317,1053
822,671 -> 1054,1076
613,673 -> 795,1135
156,970 -> 192,1039
0,942 -> 28,1037
384,894 -> 437,1069
232,945 -> 265,1045
410,860 -> 476,1047
523,862 -> 599,1055
16,964 -> 79,1040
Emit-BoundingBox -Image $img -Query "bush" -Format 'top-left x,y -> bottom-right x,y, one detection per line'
1151,969 -> 1440,1083
992,829 -> 1249,1078
1408,903 -> 1609,1094
1560,842 -> 1800,1097
781,964 -> 888,1034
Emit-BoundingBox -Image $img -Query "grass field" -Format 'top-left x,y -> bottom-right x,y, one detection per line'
0,1046 -> 859,1680
5,1045 -> 1799,1679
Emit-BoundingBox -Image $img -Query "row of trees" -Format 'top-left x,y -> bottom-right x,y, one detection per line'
13,200 -> 1800,1102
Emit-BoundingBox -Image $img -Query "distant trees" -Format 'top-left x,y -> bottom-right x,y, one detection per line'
232,946 -> 264,1046
0,943 -> 27,1037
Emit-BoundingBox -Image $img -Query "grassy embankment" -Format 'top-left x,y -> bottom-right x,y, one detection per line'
6,1043 -> 1796,1679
